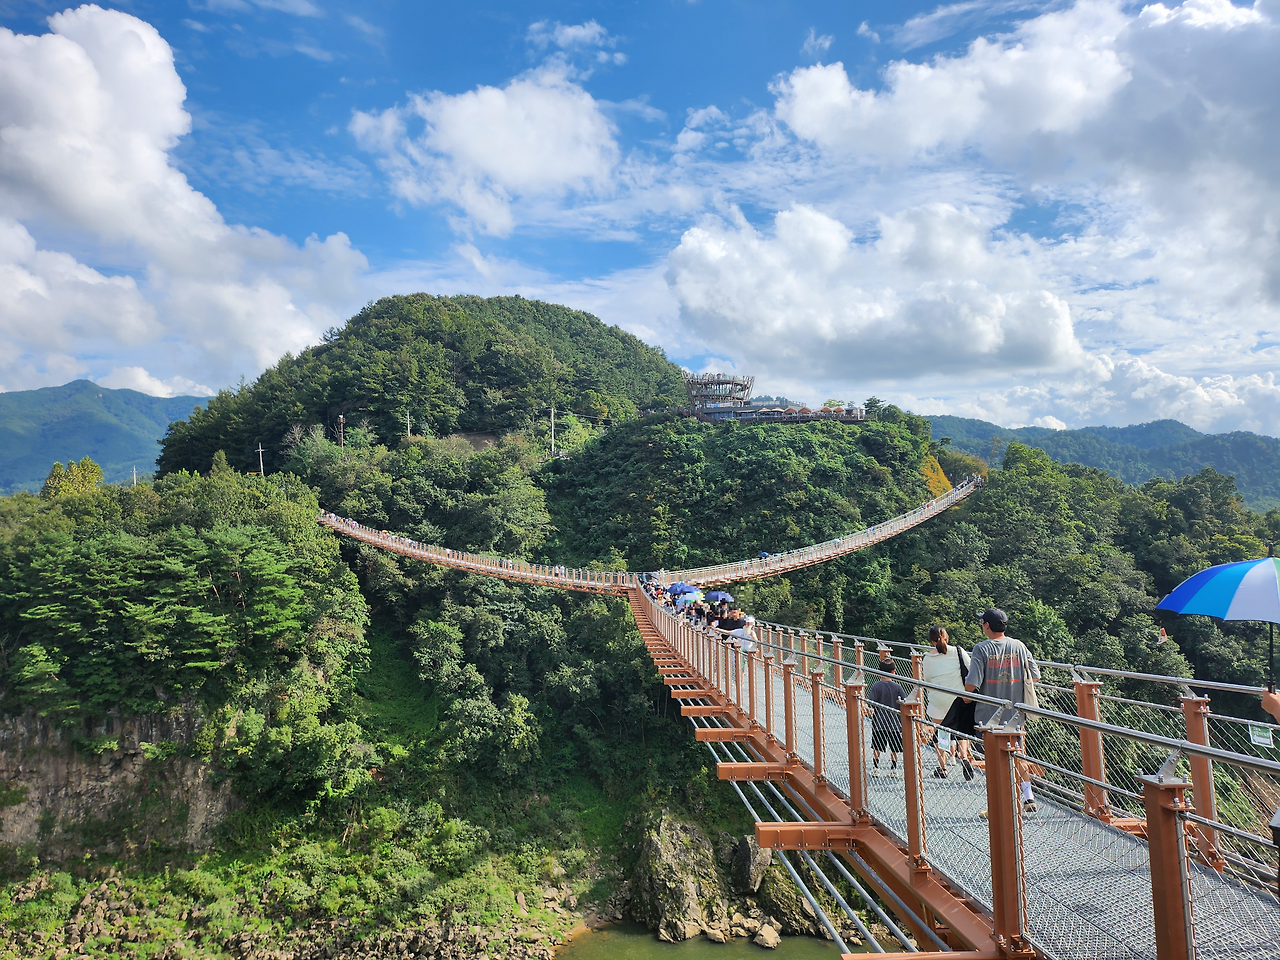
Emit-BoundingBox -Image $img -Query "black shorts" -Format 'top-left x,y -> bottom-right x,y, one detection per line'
871,725 -> 902,752
940,698 -> 977,740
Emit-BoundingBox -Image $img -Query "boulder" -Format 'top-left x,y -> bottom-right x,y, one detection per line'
757,863 -> 820,935
754,925 -> 782,949
731,836 -> 773,893
631,809 -> 731,942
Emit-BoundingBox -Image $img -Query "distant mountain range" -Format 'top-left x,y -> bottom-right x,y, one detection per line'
929,415 -> 1280,511
1,379 -> 1277,512
0,380 -> 206,494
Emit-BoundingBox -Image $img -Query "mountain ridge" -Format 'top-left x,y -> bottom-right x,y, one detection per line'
929,414 -> 1280,510
0,379 -> 206,493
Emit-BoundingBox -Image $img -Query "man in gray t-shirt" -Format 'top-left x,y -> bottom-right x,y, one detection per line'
965,608 -> 1042,812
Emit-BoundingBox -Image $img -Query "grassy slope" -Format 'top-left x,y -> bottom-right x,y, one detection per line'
930,414 -> 1280,510
0,381 -> 206,493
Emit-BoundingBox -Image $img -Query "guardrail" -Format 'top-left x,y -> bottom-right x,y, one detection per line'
639,589 -> 1280,960
655,475 -> 983,586
317,515 -> 638,594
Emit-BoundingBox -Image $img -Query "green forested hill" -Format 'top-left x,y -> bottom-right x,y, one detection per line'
6,296 -> 1280,955
0,380 -> 205,493
157,294 -> 686,476
930,414 -> 1280,510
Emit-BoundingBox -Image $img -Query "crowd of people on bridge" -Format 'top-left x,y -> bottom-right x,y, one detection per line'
644,576 -> 1043,816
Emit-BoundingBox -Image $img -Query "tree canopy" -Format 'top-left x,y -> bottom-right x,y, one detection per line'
157,295 -> 686,477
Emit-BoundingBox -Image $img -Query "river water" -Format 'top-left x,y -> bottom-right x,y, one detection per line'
556,922 -> 851,959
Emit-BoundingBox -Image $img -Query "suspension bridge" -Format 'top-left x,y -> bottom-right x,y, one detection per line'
318,474 -> 1280,960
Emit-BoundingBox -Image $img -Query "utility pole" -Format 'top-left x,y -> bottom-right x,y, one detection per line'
406,410 -> 412,441
550,404 -> 556,457
132,465 -> 137,487
338,414 -> 345,450
256,443 -> 266,476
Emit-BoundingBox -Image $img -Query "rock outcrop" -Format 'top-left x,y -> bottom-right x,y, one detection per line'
630,809 -> 732,942
731,836 -> 773,893
756,861 -> 823,936
0,709 -> 234,860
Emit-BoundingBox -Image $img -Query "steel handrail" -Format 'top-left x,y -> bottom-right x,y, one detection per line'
648,595 -> 1280,777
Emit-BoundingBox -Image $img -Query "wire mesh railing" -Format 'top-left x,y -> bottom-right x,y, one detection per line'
1180,812 -> 1280,960
636,588 -> 1280,960
657,475 -> 984,585
908,714 -> 994,907
1011,740 -> 1159,960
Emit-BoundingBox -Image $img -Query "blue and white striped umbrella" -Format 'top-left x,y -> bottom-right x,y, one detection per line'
1155,556 -> 1280,623
1156,552 -> 1279,687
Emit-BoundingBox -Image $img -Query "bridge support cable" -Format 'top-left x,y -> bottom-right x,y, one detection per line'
730,744 -> 935,954
701,736 -> 868,955
317,475 -> 982,593
700,725 -> 936,952
721,737 -> 932,953
702,728 -> 892,952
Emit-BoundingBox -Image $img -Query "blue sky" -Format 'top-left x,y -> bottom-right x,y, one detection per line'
1,1 -> 1279,434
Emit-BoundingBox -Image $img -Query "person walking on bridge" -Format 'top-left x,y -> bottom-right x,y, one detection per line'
867,652 -> 905,774
923,626 -> 974,780
965,608 -> 1041,813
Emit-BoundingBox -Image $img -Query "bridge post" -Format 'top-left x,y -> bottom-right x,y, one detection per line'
734,642 -> 742,709
764,654 -> 776,740
1180,695 -> 1225,870
983,728 -> 1030,953
900,698 -> 928,872
811,670 -> 825,782
833,637 -> 843,688
1141,774 -> 1196,960
854,640 -> 864,672
783,659 -> 796,759
722,634 -> 731,697
910,649 -> 924,683
1074,681 -> 1111,820
846,681 -> 866,820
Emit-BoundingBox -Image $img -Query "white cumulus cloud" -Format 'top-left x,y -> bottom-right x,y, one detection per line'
0,5 -> 367,394
351,63 -> 621,236
98,366 -> 213,397
667,203 -> 1093,382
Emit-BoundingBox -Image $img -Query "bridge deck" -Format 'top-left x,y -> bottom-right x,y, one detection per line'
651,604 -> 1280,960
320,479 -> 1280,960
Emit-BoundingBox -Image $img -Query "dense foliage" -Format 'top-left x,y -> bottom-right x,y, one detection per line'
157,295 -> 685,477
0,453 -> 369,803
932,414 -> 1280,510
7,293 -> 1280,954
551,422 -> 1280,703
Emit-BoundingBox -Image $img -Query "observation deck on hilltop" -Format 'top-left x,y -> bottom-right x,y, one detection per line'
681,371 -> 867,425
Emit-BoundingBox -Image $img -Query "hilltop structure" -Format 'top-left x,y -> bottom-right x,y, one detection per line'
681,371 -> 866,424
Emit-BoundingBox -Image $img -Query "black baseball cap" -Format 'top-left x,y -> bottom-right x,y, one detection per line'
978,608 -> 1008,630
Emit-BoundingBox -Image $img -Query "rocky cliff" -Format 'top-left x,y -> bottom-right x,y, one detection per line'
0,710 -> 234,863
626,807 -> 857,948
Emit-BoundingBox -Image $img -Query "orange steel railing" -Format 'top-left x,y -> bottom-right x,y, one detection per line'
319,475 -> 984,595
651,475 -> 984,587
636,589 -> 1280,960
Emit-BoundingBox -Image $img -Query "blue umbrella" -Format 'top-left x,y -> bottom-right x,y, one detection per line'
706,590 -> 734,604
1156,547 -> 1280,688
668,582 -> 694,596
